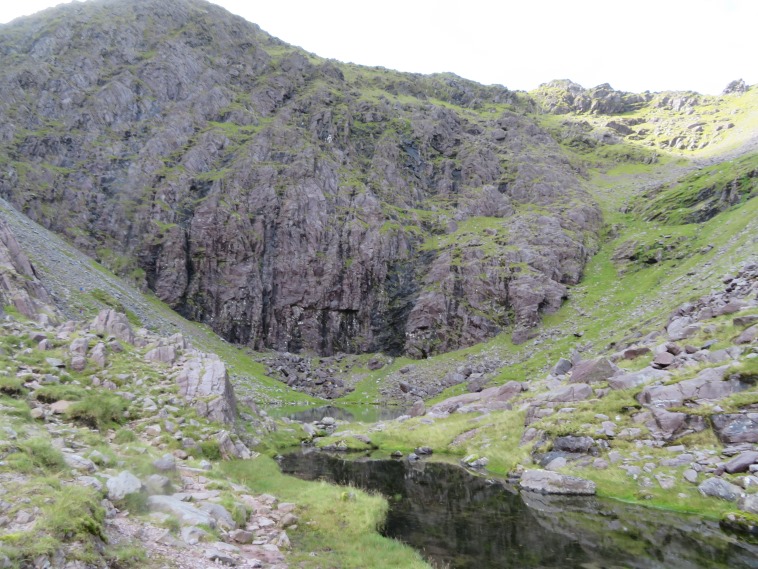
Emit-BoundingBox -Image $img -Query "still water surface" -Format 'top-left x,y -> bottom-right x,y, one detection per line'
280,450 -> 758,569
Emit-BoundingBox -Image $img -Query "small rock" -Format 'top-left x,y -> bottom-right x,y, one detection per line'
152,453 -> 176,472
683,469 -> 698,484
230,529 -> 254,544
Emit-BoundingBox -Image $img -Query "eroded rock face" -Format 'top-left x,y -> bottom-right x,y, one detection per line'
0,0 -> 601,358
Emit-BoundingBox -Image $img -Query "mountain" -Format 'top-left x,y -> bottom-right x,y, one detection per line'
0,0 -> 603,358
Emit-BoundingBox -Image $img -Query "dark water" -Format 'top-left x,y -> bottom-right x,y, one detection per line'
279,450 -> 758,569
265,404 -> 408,423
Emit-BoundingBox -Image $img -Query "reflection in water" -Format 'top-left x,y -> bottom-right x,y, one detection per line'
279,450 -> 758,569
265,404 -> 408,423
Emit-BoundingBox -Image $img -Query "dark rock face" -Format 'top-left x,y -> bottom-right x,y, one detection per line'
0,0 -> 601,357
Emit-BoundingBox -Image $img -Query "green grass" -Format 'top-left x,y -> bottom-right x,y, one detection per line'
220,457 -> 429,569
66,393 -> 129,430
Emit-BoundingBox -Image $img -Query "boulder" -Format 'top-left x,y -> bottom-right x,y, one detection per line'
735,325 -> 758,344
647,408 -> 707,441
107,471 -> 143,501
144,474 -> 172,495
734,315 -> 758,328
176,354 -> 237,424
698,477 -> 742,502
621,346 -> 651,360
552,436 -> 594,453
91,309 -> 135,344
667,317 -> 700,341
738,494 -> 758,515
519,469 -> 596,495
69,337 -> 89,356
712,413 -> 758,444
638,366 -> 747,407
197,502 -> 236,530
152,453 -> 177,472
546,383 -> 592,402
63,454 -> 96,473
145,345 -> 177,365
569,358 -> 618,384
725,451 -> 758,474
148,495 -> 215,527
90,342 -> 107,368
652,351 -> 675,368
70,355 -> 87,372
409,399 -> 425,417
608,368 -> 668,390
552,358 -> 573,376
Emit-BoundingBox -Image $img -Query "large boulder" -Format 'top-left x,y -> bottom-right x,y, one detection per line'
698,477 -> 742,502
711,413 -> 758,444
147,495 -> 216,527
608,368 -> 669,390
176,354 -> 237,424
569,358 -> 618,384
646,408 -> 707,441
91,309 -> 135,344
519,469 -> 596,495
638,366 -> 748,408
546,383 -> 593,402
107,471 -> 143,501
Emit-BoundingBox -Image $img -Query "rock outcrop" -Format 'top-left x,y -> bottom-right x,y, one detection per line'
0,218 -> 55,320
0,0 -> 601,357
175,353 -> 237,424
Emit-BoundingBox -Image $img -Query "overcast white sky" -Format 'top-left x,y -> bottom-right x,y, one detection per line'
1,0 -> 755,95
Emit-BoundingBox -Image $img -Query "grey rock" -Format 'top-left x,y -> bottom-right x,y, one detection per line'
63,454 -> 96,473
552,357 -> 573,376
569,358 -> 618,384
734,315 -> 758,328
652,351 -> 675,368
107,471 -> 143,502
609,368 -> 668,390
638,366 -> 747,407
683,469 -> 698,484
91,309 -> 135,344
712,414 -> 758,444
519,469 -> 596,495
738,494 -> 758,515
90,342 -> 107,368
229,529 -> 254,544
698,477 -> 742,501
546,383 -> 593,402
724,451 -> 758,474
176,354 -> 237,424
552,436 -> 594,453
152,453 -> 176,472
144,474 -> 172,495
181,525 -> 209,545
197,502 -> 236,530
735,325 -> 758,344
145,345 -> 177,364
147,495 -> 215,527
409,399 -> 425,417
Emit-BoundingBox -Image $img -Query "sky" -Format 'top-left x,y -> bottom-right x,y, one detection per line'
0,0 -> 755,95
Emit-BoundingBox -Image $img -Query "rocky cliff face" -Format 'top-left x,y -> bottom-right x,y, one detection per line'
0,0 -> 601,356
0,218 -> 55,320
